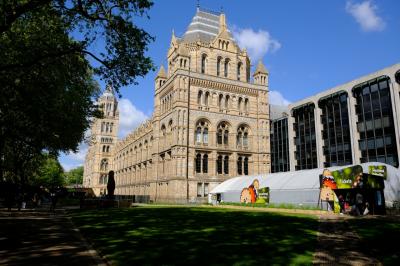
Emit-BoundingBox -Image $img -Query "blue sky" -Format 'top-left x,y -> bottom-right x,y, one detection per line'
59,0 -> 400,171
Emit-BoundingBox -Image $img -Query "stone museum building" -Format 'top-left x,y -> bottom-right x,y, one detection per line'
84,8 -> 271,200
84,7 -> 400,202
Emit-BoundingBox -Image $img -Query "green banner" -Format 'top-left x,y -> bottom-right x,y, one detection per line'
368,165 -> 387,179
321,165 -> 385,190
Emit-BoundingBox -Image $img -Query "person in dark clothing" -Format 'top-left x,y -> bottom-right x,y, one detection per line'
338,194 -> 345,214
107,171 -> 115,200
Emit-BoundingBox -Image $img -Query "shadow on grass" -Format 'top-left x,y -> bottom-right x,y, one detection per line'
71,207 -> 318,265
348,217 -> 400,265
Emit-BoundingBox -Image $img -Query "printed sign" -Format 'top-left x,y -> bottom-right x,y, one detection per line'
368,165 -> 387,178
240,179 -> 269,204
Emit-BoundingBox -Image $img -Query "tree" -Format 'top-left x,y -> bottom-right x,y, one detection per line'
64,166 -> 84,186
33,154 -> 65,188
0,1 -> 154,183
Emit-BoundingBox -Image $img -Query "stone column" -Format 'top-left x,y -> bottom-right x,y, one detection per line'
348,94 -> 361,165
389,75 -> 400,166
314,103 -> 324,168
287,112 -> 296,171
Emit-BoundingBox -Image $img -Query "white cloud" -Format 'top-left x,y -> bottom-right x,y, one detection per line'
346,1 -> 385,31
269,90 -> 291,106
60,142 -> 87,171
118,98 -> 148,138
232,28 -> 281,62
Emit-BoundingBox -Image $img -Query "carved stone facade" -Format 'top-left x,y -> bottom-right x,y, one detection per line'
85,8 -> 271,201
83,85 -> 119,196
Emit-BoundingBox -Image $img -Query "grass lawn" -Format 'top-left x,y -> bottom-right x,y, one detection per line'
71,206 -> 319,265
349,217 -> 400,265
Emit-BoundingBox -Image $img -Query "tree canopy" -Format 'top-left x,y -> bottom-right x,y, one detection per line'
0,0 -> 154,184
64,166 -> 84,186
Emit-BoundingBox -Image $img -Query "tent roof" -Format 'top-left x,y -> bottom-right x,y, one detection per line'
211,163 -> 400,205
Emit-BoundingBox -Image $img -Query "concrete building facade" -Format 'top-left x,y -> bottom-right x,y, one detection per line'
270,64 -> 400,172
83,8 -> 271,202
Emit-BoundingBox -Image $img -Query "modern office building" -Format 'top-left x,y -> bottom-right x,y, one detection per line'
270,64 -> 400,172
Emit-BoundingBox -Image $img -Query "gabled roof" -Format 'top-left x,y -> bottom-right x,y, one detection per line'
254,61 -> 268,75
156,65 -> 167,79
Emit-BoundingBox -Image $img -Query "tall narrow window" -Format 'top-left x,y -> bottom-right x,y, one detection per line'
217,155 -> 223,174
204,92 -> 209,106
237,62 -> 242,81
224,130 -> 229,145
196,127 -> 202,143
217,130 -> 223,144
219,94 -> 224,109
201,54 -> 207,74
224,59 -> 229,78
237,156 -> 243,175
203,128 -> 208,144
204,183 -> 209,196
244,99 -> 249,112
197,183 -> 202,197
203,154 -> 208,173
244,157 -> 249,175
237,132 -> 242,146
224,156 -> 229,174
238,97 -> 243,112
217,57 -> 222,76
197,91 -> 203,105
243,132 -> 248,147
195,153 -> 201,173
225,95 -> 230,109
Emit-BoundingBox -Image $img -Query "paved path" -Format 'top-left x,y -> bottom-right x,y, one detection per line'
313,215 -> 382,265
0,209 -> 106,266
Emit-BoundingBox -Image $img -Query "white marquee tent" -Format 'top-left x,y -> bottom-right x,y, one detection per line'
209,163 -> 400,207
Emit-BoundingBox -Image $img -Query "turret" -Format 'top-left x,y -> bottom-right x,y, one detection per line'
253,61 -> 269,86
155,65 -> 167,90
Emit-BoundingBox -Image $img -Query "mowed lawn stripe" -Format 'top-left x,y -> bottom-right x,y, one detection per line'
71,206 -> 319,265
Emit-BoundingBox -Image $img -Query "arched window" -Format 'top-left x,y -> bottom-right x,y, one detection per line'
237,62 -> 242,81
217,57 -> 222,76
244,98 -> 249,112
224,156 -> 229,174
110,123 -> 113,133
107,146 -> 110,153
197,90 -> 203,105
217,122 -> 229,145
195,153 -> 202,173
201,54 -> 207,74
224,59 -> 229,78
102,145 -> 106,152
244,157 -> 249,175
217,155 -> 223,174
225,95 -> 230,109
237,156 -> 243,175
195,120 -> 209,144
203,154 -> 208,173
238,97 -> 243,111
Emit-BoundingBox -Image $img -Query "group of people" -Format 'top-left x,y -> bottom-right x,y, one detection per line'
338,192 -> 369,216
